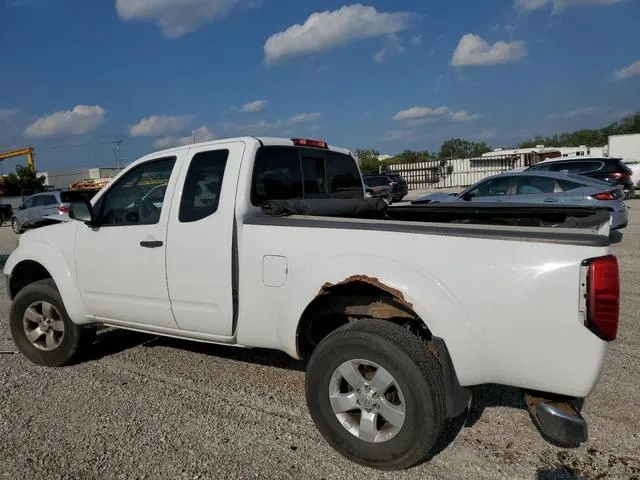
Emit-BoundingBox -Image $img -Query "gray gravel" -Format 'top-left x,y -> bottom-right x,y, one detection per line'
1,202 -> 639,480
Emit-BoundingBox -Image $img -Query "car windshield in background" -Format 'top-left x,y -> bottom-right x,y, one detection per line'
60,190 -> 101,203
251,146 -> 362,204
364,176 -> 391,187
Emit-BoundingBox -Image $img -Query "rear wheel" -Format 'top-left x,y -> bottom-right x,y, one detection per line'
305,320 -> 446,470
12,217 -> 23,234
10,279 -> 94,367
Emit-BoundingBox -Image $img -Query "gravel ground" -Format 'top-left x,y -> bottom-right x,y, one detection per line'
1,201 -> 639,480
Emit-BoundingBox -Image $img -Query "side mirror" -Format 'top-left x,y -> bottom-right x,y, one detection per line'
461,192 -> 472,201
18,204 -> 25,210
69,201 -> 95,226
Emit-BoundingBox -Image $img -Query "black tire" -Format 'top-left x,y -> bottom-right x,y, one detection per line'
305,320 -> 446,470
9,279 -> 93,367
11,217 -> 23,234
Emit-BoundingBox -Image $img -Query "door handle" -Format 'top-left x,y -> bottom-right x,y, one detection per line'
544,197 -> 559,203
140,240 -> 163,248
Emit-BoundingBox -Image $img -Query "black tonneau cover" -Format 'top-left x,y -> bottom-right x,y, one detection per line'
261,198 -> 612,229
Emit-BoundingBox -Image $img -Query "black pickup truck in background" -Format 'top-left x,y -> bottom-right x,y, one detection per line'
0,203 -> 13,226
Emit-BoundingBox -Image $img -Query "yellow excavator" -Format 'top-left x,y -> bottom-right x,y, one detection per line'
0,147 -> 36,170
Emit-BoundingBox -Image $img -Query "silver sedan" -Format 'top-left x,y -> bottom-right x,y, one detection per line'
413,171 -> 629,229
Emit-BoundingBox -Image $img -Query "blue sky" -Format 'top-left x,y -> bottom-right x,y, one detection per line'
1,0 -> 639,172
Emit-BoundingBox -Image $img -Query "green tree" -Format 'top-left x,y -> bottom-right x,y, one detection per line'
0,165 -> 47,197
518,112 -> 640,148
438,138 -> 491,159
355,148 -> 381,174
392,150 -> 431,164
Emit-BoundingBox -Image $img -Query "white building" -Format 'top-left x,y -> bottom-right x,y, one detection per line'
42,167 -> 121,189
482,144 -> 605,159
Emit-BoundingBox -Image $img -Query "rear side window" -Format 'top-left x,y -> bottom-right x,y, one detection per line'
548,161 -> 603,174
251,146 -> 362,205
557,179 -> 583,191
515,176 -> 558,194
251,147 -> 303,205
605,159 -> 632,173
179,150 -> 229,223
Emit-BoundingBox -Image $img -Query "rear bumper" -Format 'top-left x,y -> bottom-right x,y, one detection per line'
611,206 -> 629,229
525,392 -> 587,447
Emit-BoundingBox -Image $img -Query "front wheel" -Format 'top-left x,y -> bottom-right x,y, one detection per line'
305,320 -> 446,470
9,279 -> 94,367
11,217 -> 23,234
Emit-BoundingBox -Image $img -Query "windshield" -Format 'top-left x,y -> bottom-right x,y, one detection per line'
364,176 -> 390,187
60,190 -> 101,203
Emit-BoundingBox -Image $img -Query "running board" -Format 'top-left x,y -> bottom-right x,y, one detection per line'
524,392 -> 588,447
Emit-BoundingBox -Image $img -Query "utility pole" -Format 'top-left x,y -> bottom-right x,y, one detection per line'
113,140 -> 122,169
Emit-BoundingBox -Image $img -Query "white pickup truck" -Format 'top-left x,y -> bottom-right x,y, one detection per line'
4,137 -> 620,470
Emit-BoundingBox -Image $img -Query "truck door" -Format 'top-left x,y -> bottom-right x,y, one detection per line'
165,142 -> 245,337
75,156 -> 180,329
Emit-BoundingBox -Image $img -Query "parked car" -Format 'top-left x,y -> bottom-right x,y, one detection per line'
4,136 -> 620,470
362,174 -> 393,202
623,160 -> 640,190
525,156 -> 635,199
412,171 -> 629,229
382,171 -> 408,202
0,203 -> 13,227
11,189 -> 100,234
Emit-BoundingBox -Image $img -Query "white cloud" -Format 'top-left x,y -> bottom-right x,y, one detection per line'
410,34 -> 423,46
373,34 -> 404,63
25,105 -> 105,137
451,110 -> 481,122
382,130 -> 418,142
129,115 -> 192,137
115,0 -> 247,38
614,60 -> 640,80
224,112 -> 322,133
286,112 -> 322,125
393,106 -> 480,123
155,126 -> 215,148
0,107 -> 20,123
393,106 -> 449,121
452,34 -> 527,67
263,4 -> 412,64
515,0 -> 623,13
241,100 -> 267,113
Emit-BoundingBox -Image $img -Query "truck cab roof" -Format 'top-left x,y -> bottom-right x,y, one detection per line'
148,136 -> 353,159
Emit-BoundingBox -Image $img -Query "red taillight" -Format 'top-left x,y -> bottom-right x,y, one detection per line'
586,255 -> 619,341
611,172 -> 631,179
591,191 -> 617,201
292,138 -> 328,149
58,205 -> 70,214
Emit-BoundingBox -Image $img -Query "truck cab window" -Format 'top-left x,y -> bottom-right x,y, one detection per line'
251,147 -> 303,205
301,155 -> 328,196
326,152 -> 362,195
179,150 -> 229,223
251,146 -> 363,204
98,157 -> 175,226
